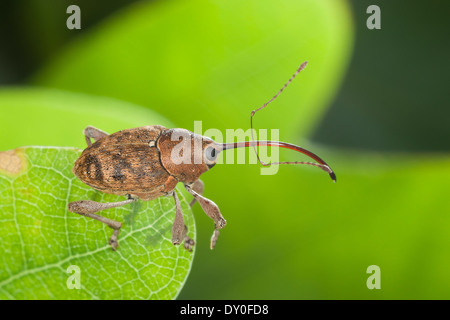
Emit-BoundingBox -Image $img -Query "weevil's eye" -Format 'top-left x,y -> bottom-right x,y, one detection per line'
205,146 -> 217,162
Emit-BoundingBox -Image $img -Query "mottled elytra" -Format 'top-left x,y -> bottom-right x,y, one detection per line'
68,61 -> 336,251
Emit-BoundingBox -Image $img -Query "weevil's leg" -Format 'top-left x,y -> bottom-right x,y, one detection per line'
184,184 -> 226,249
83,126 -> 109,146
171,190 -> 195,252
68,196 -> 137,250
189,179 -> 204,207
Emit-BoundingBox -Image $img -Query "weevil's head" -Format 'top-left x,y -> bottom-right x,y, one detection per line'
157,128 -> 222,184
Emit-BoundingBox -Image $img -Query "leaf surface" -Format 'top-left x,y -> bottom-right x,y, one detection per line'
0,89 -> 195,299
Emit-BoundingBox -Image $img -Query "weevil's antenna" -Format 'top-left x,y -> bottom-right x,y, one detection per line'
251,61 -> 309,122
223,61 -> 336,182
250,61 -> 308,164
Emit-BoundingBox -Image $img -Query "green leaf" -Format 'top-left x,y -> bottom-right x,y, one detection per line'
32,0 -> 354,299
180,153 -> 450,299
33,0 -> 354,140
0,146 -> 195,299
0,87 -> 173,151
0,89 -> 195,299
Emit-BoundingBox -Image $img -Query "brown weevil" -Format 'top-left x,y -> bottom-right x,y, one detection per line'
68,61 -> 336,251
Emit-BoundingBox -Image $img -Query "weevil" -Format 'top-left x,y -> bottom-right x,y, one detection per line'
68,61 -> 336,251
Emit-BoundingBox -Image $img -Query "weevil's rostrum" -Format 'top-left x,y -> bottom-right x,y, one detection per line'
68,61 -> 336,252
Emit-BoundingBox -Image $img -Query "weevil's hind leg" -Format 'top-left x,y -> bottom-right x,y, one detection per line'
83,126 -> 109,146
171,190 -> 195,251
189,179 -> 204,207
184,184 -> 226,249
68,196 -> 137,250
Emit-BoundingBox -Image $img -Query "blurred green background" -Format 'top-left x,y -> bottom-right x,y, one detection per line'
0,0 -> 449,299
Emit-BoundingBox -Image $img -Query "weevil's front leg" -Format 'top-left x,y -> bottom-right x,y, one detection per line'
171,190 -> 195,252
184,184 -> 226,249
68,196 -> 137,250
189,179 -> 204,207
83,126 -> 109,146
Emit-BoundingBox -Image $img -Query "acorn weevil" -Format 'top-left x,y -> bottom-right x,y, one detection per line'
68,61 -> 336,251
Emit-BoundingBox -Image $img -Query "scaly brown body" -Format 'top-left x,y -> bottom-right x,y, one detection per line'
73,125 -> 178,201
68,125 -> 225,251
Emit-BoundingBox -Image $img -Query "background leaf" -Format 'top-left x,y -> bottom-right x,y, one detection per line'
33,0 -> 354,140
1,0 -> 449,301
181,152 -> 450,299
26,0 -> 361,299
0,89 -> 195,299
0,87 -> 173,151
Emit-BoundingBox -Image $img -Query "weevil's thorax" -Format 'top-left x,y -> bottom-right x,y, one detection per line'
157,128 -> 216,184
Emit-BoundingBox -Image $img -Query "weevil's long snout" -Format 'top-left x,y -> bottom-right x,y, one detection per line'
217,141 -> 336,182
226,61 -> 337,181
